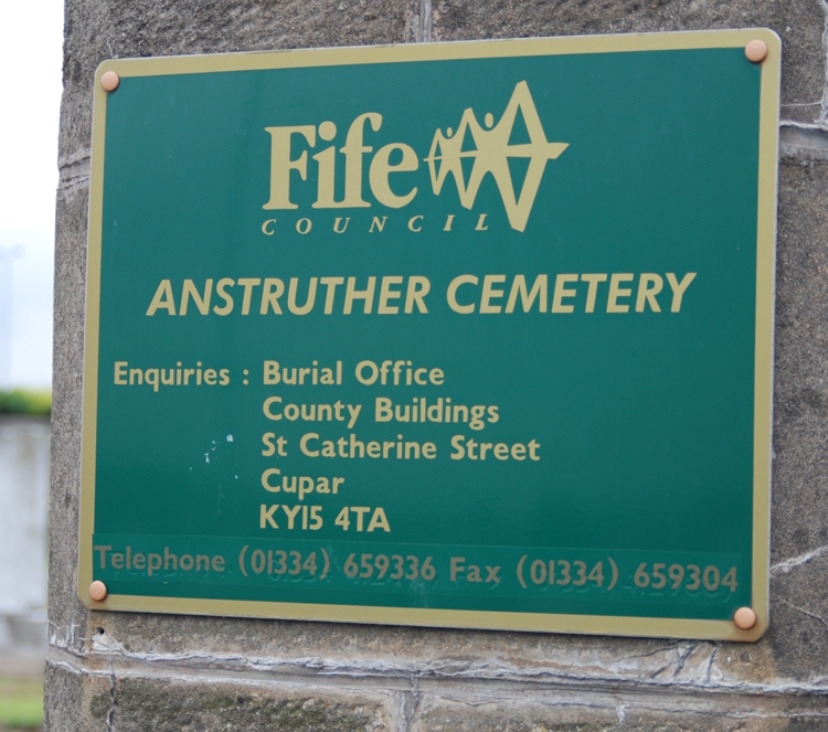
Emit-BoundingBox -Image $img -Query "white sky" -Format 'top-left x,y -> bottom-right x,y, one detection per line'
0,1 -> 64,389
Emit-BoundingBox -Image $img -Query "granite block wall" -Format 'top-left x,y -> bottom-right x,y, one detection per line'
47,1 -> 828,729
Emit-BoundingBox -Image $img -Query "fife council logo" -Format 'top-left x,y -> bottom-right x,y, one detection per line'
426,81 -> 569,232
262,80 -> 568,233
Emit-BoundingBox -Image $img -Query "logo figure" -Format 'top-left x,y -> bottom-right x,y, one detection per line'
425,81 -> 568,232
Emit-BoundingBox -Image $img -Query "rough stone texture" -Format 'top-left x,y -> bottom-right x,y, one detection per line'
43,663 -> 82,732
413,690 -> 828,731
429,0 -> 828,128
769,160 -> 828,681
59,0 -> 414,164
89,676 -> 392,732
48,0 -> 828,729
48,182 -> 90,667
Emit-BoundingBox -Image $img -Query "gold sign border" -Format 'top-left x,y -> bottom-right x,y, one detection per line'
80,29 -> 780,642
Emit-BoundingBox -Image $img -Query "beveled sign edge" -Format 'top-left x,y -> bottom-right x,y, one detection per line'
79,28 -> 780,642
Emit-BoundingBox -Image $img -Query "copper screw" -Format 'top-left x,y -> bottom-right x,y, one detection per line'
101,71 -> 120,92
733,606 -> 757,630
89,580 -> 108,602
745,40 -> 768,64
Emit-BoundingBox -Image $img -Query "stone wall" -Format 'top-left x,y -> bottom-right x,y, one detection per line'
47,1 -> 828,729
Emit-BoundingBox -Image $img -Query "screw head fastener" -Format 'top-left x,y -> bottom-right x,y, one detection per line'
89,580 -> 108,602
733,606 -> 757,630
745,40 -> 768,63
101,71 -> 120,92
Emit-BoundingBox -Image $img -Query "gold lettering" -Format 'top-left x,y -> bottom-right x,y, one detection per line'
146,279 -> 176,316
180,279 -> 212,316
480,274 -> 506,314
666,272 -> 697,312
580,274 -> 607,314
636,273 -> 663,313
607,273 -> 634,313
263,125 -> 315,210
506,274 -> 547,313
369,143 -> 418,208
551,274 -> 578,313
446,275 -> 477,314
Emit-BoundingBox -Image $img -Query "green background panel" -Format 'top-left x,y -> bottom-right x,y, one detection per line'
82,36 -> 775,632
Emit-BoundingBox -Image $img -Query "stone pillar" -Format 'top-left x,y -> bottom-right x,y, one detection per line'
47,1 -> 828,729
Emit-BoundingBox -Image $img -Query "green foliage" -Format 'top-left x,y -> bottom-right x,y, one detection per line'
0,389 -> 51,417
0,676 -> 43,729
0,697 -> 43,728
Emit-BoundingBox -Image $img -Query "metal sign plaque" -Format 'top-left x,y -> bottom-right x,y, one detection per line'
80,30 -> 779,641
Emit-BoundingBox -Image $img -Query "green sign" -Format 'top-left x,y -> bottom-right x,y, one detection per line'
80,30 -> 780,641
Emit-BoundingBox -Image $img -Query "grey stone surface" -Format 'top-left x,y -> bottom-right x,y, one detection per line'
772,161 -> 828,565
47,0 -> 828,729
768,159 -> 828,682
59,0 -> 414,167
780,127 -> 828,164
412,689 -> 828,731
48,183 -> 90,664
429,0 -> 828,127
43,662 -> 88,732
89,676 -> 393,732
